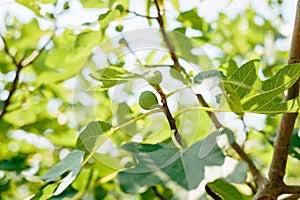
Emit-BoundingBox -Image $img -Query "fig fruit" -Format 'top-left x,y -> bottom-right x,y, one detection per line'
146,71 -> 162,87
138,91 -> 159,110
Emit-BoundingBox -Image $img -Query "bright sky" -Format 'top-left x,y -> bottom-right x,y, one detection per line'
0,0 -> 296,35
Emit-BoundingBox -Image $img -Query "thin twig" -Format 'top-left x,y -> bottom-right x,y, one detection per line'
20,32 -> 54,67
196,94 -> 223,129
0,35 -> 22,119
122,35 -> 173,68
156,86 -> 182,146
0,32 -> 54,119
0,64 -> 22,118
120,34 -> 182,147
120,35 -> 148,67
153,0 -> 185,73
126,9 -> 158,19
0,35 -> 19,66
231,142 -> 266,186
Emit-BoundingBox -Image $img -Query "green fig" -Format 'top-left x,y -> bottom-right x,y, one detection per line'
138,91 -> 159,110
146,71 -> 163,87
115,24 -> 124,32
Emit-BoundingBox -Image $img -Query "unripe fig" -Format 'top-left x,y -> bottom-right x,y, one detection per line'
115,24 -> 123,32
138,91 -> 159,110
146,71 -> 162,87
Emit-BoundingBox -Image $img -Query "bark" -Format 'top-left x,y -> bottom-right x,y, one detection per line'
254,0 -> 300,199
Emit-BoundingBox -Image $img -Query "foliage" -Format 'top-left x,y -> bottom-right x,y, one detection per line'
0,0 -> 299,199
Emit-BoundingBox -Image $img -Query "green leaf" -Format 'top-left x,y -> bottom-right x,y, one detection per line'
223,60 -> 300,113
50,186 -> 78,199
170,0 -> 180,11
16,0 -> 56,16
146,0 -> 153,25
177,8 -> 207,31
222,127 -> 235,145
93,153 -> 122,176
167,31 -> 212,69
242,63 -> 300,109
93,185 -> 108,199
39,150 -> 85,196
223,83 -> 243,113
289,129 -> 300,160
207,179 -> 252,200
219,59 -> 239,77
0,154 -> 30,172
75,30 -> 102,50
194,70 -> 223,85
76,121 -> 111,153
45,48 -> 69,68
227,59 -> 261,99
243,94 -> 300,113
36,29 -> 99,85
193,70 -> 243,113
98,9 -> 122,30
32,182 -> 60,200
117,130 -> 226,193
40,150 -> 85,182
115,103 -> 137,134
9,19 -> 47,51
80,0 -> 106,8
225,162 -> 248,183
89,66 -> 142,90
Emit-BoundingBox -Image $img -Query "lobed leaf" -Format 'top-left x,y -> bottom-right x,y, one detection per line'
39,150 -> 85,196
89,66 -> 142,90
117,128 -> 233,193
193,60 -> 300,114
40,150 -> 85,182
76,121 -> 112,153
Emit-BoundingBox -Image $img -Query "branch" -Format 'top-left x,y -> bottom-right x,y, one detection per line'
156,86 -> 182,146
153,0 -> 185,73
0,35 -> 19,67
280,186 -> 300,200
126,9 -> 158,19
0,33 -> 54,119
284,185 -> 300,194
196,94 -> 223,129
151,0 -> 264,189
20,32 -> 54,67
196,93 -> 267,186
0,36 -> 22,119
0,64 -> 22,119
282,194 -> 300,200
231,142 -> 266,186
120,34 -> 182,146
254,2 -> 300,199
268,0 -> 300,185
196,94 -> 266,186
